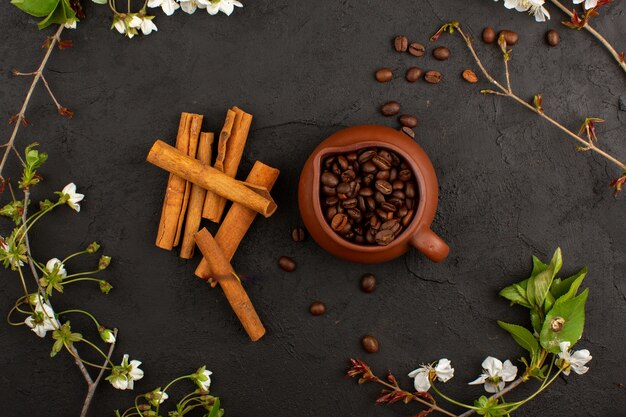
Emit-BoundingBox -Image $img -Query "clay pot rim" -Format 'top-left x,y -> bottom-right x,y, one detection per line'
311,139 -> 427,253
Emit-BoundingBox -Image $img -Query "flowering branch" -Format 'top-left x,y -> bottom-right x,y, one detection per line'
432,21 -> 626,195
457,379 -> 523,417
80,328 -> 118,417
550,0 -> 626,73
0,25 -> 71,182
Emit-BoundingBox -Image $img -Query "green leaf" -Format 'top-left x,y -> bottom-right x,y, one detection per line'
543,290 -> 555,313
540,289 -> 588,353
207,398 -> 221,417
550,267 -> 587,300
530,309 -> 542,334
11,0 -> 58,17
527,248 -> 562,310
36,0 -> 74,30
499,283 -> 531,308
498,321 -> 539,361
531,255 -> 548,277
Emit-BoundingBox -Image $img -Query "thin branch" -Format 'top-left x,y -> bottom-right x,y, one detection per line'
0,24 -> 64,180
40,75 -> 62,110
453,25 -> 625,172
457,378 -> 524,417
550,0 -> 626,73
80,328 -> 118,417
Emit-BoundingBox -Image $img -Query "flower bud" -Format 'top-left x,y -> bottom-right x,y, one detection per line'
99,327 -> 116,344
86,242 -> 100,253
98,255 -> 111,270
99,280 -> 113,294
39,199 -> 54,211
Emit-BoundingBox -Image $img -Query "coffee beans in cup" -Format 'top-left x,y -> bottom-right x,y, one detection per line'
320,147 -> 418,246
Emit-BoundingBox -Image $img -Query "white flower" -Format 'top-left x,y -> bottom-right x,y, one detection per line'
147,0 -> 180,15
557,341 -> 592,376
193,367 -> 213,391
108,354 -> 144,390
24,297 -> 59,338
573,0 -> 598,9
180,0 -> 207,14
468,357 -> 518,393
129,16 -> 158,35
64,19 -> 77,29
61,183 -> 84,212
408,358 -> 454,392
154,390 -> 168,404
198,0 -> 243,16
496,0 -> 550,22
45,258 -> 67,278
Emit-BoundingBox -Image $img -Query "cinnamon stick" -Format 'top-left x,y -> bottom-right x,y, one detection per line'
203,107 -> 253,222
195,161 -> 280,282
194,228 -> 266,341
180,132 -> 214,259
174,119 -> 201,246
155,112 -> 203,250
147,140 -> 277,217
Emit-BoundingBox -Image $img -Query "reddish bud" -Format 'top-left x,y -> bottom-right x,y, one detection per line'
58,106 -> 74,118
610,172 -> 626,197
386,371 -> 398,386
58,40 -> 74,50
41,37 -> 53,49
8,114 -> 19,125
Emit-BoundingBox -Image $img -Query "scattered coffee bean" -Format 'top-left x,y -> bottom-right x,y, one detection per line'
320,147 -> 418,246
499,30 -> 519,45
361,335 -> 379,353
546,29 -> 560,47
432,46 -> 450,61
462,69 -> 478,83
424,70 -> 442,84
408,42 -> 426,57
309,301 -> 326,316
400,126 -> 415,139
291,227 -> 306,242
399,114 -> 418,128
375,67 -> 393,83
278,256 -> 296,272
360,273 -> 377,293
381,101 -> 401,116
405,66 -> 422,82
482,26 -> 496,44
394,35 -> 408,52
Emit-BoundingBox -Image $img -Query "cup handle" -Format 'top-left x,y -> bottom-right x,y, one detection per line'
410,226 -> 449,262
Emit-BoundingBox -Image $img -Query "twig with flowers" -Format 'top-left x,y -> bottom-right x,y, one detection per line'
349,248 -> 592,417
1,144 -> 146,417
430,21 -> 626,196
115,366 -> 223,417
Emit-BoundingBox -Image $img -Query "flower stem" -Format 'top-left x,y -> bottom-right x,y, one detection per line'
549,0 -> 626,73
0,24 -> 64,180
63,277 -> 104,285
58,309 -> 100,328
62,250 -> 89,265
79,337 -> 115,367
431,384 -> 478,411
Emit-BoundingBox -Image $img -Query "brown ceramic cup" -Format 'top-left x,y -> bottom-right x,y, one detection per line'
298,125 -> 449,264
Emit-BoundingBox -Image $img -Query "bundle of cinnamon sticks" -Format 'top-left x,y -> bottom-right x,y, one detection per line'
147,109 -> 280,342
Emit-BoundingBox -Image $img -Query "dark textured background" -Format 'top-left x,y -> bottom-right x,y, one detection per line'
0,1 -> 624,416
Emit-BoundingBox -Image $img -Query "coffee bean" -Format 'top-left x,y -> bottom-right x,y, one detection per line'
375,229 -> 395,245
309,301 -> 326,316
372,155 -> 391,170
424,70 -> 442,84
462,69 -> 478,83
321,172 -> 339,187
347,208 -> 362,222
408,42 -> 426,57
291,227 -> 306,242
278,256 -> 296,272
381,101 -> 401,116
336,182 -> 350,195
406,182 -> 416,198
546,29 -> 560,47
325,206 -> 338,221
405,66 -> 422,82
375,170 -> 390,180
361,335 -> 379,353
321,185 -> 336,196
400,126 -> 415,138
358,150 -> 376,163
398,169 -> 412,181
381,201 -> 397,212
337,155 -> 349,170
399,114 -> 418,128
432,46 -> 450,60
359,187 -> 373,197
375,180 -> 393,195
341,169 -> 356,182
402,210 -> 414,226
394,35 -> 408,52
360,273 -> 377,293
499,30 -> 519,45
482,26 -> 496,44
375,67 -> 393,82
331,213 -> 349,231
342,198 -> 358,209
